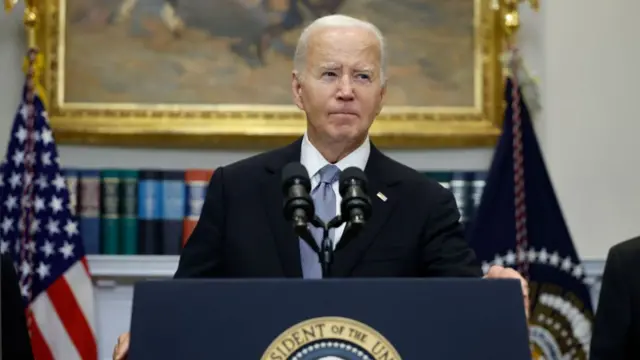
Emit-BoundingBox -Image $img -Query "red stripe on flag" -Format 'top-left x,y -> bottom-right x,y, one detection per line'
47,275 -> 97,360
81,256 -> 90,274
27,310 -> 55,360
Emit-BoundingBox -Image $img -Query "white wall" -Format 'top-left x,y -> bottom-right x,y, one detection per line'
532,0 -> 640,258
3,1 -> 639,259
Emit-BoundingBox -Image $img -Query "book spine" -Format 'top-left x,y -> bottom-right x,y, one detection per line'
78,170 -> 101,255
101,170 -> 121,255
138,170 -> 162,255
120,170 -> 139,255
183,169 -> 213,247
468,171 -> 487,226
161,170 -> 185,255
450,172 -> 471,224
63,168 -> 80,216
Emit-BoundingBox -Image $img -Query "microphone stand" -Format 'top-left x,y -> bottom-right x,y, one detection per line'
293,215 -> 346,278
319,216 -> 346,278
292,213 -> 360,278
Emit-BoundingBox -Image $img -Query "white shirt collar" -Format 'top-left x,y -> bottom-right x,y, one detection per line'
300,132 -> 370,180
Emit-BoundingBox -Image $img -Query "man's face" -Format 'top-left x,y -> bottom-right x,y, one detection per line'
292,26 -> 386,145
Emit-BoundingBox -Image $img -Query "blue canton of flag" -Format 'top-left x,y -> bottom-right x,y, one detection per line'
466,76 -> 594,360
0,54 -> 97,359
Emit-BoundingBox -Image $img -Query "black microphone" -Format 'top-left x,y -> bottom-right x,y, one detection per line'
282,162 -> 314,229
338,167 -> 372,231
281,162 -> 324,254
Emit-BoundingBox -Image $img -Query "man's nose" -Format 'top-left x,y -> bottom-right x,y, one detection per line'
336,75 -> 355,100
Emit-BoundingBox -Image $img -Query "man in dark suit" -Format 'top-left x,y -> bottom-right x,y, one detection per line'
113,14 -> 528,359
2,253 -> 35,360
590,236 -> 640,359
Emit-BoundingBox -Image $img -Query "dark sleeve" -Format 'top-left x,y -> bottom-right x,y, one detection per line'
419,185 -> 483,277
589,246 -> 630,360
174,167 -> 226,278
2,254 -> 35,360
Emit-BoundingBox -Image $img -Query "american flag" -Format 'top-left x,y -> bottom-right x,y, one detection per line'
0,49 -> 97,359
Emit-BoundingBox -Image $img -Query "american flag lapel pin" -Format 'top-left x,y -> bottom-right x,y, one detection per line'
376,192 -> 387,202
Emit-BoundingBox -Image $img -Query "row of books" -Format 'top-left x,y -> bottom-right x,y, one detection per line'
62,169 -> 488,256
430,171 -> 487,228
65,169 -> 212,256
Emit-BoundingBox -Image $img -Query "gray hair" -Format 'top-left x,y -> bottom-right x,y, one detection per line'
293,14 -> 387,85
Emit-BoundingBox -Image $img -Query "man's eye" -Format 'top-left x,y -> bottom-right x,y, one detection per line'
322,71 -> 337,77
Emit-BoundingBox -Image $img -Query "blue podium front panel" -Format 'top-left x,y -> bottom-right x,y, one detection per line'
128,278 -> 530,360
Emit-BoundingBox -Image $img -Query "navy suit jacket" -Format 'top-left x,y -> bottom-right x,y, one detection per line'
590,236 -> 640,360
174,138 -> 482,278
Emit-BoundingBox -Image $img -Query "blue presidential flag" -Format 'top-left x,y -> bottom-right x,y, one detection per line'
466,76 -> 594,359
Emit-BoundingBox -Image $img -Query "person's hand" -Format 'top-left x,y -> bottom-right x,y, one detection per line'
483,265 -> 530,320
112,332 -> 130,360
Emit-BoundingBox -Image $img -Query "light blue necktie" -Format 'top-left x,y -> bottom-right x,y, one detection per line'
300,164 -> 341,279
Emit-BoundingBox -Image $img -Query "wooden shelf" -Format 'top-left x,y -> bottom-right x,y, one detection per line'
87,255 -> 179,278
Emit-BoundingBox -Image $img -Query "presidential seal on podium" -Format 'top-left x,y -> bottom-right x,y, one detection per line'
261,316 -> 402,360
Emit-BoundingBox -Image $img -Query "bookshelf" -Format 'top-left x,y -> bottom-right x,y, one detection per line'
72,168 -> 606,282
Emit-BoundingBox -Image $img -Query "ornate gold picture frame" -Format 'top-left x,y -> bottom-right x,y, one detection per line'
37,0 -> 506,149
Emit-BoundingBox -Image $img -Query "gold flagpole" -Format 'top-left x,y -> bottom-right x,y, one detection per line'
494,0 -> 541,115
5,0 -> 37,47
5,0 -> 48,109
492,1 -> 541,357
494,0 -> 540,45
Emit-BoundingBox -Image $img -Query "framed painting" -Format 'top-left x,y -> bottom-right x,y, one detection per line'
39,0 -> 505,149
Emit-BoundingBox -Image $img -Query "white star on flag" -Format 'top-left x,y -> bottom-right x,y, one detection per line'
42,151 -> 52,166
15,126 -> 27,143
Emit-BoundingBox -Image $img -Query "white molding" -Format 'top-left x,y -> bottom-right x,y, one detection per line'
86,255 -> 606,279
87,255 -> 179,278
583,259 -> 605,278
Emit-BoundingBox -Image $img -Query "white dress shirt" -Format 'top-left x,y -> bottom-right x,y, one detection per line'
300,132 -> 370,248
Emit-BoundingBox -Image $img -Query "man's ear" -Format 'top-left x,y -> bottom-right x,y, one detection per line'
292,71 -> 304,111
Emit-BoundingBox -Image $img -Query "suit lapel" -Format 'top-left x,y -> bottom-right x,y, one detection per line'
262,138 -> 304,277
331,144 -> 402,277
